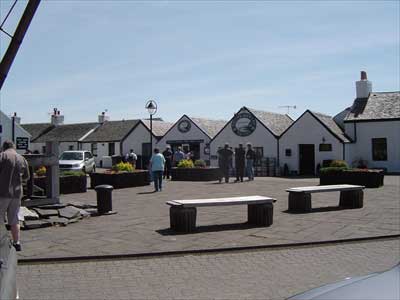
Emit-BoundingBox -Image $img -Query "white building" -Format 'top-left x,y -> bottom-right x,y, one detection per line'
210,106 -> 293,170
156,115 -> 226,163
279,110 -> 351,175
0,111 -> 31,154
339,72 -> 400,173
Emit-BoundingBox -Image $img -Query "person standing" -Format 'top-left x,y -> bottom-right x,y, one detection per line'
246,143 -> 256,181
173,146 -> 185,166
150,148 -> 165,192
234,144 -> 245,182
126,149 -> 137,167
217,143 -> 233,183
162,146 -> 173,179
0,140 -> 30,251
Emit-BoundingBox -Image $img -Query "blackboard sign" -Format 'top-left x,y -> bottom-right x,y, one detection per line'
16,137 -> 29,150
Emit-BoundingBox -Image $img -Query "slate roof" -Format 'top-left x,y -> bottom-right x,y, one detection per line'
142,120 -> 173,138
247,108 -> 294,136
344,92 -> 400,121
83,120 -> 140,142
190,117 -> 227,138
35,123 -> 100,143
310,111 -> 351,143
21,123 -> 54,142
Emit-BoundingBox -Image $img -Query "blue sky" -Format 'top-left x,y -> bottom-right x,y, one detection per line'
0,0 -> 399,124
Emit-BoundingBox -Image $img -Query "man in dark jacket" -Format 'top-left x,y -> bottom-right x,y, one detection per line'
0,141 -> 30,251
234,144 -> 245,182
246,143 -> 256,181
162,146 -> 173,179
217,143 -> 233,183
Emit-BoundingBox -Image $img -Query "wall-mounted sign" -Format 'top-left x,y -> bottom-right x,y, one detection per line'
231,112 -> 256,136
177,120 -> 191,133
16,137 -> 29,150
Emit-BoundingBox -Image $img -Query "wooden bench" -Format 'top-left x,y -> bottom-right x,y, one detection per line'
166,196 -> 276,233
286,184 -> 365,212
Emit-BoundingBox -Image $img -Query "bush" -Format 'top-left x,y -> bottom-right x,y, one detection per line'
177,159 -> 194,168
112,161 -> 135,173
319,167 -> 347,174
194,159 -> 206,168
61,170 -> 86,177
329,160 -> 349,168
35,166 -> 46,176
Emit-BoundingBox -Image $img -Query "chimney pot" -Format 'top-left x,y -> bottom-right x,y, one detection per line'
361,71 -> 367,80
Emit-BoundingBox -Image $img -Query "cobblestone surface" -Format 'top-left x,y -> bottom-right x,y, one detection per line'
17,238 -> 400,299
18,176 -> 400,259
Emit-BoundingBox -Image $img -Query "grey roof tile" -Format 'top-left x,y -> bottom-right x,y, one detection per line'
142,120 -> 174,137
190,117 -> 227,138
247,108 -> 294,136
310,111 -> 351,143
344,92 -> 400,121
35,123 -> 99,143
83,120 -> 140,142
21,123 -> 54,141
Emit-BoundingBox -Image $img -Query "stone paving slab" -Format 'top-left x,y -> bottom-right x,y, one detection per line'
17,239 -> 400,299
18,176 -> 400,259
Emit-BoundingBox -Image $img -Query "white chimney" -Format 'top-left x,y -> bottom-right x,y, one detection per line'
51,108 -> 64,126
98,111 -> 110,123
355,71 -> 372,99
12,112 -> 21,124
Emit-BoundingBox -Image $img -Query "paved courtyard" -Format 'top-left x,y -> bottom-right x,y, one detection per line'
19,176 -> 399,259
17,238 -> 400,299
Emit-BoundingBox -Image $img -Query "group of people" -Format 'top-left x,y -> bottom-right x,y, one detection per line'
217,142 -> 256,183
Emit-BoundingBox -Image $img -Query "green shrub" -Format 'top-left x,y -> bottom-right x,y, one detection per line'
35,166 -> 46,176
194,159 -> 206,168
61,170 -> 86,177
329,160 -> 349,168
319,167 -> 347,174
112,161 -> 134,173
177,159 -> 194,168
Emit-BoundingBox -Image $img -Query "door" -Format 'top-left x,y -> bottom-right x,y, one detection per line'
141,143 -> 152,169
299,144 -> 315,175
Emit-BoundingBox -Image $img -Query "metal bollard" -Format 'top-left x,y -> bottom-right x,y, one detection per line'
94,185 -> 114,214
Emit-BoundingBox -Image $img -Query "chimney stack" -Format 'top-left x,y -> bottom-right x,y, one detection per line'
51,108 -> 64,126
98,111 -> 110,123
12,112 -> 21,124
355,70 -> 372,99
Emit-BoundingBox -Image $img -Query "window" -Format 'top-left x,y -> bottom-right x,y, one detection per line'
42,146 -> 46,154
253,147 -> 264,167
319,144 -> 332,152
108,143 -> 115,156
68,145 -> 74,151
91,143 -> 98,157
285,149 -> 292,156
372,138 -> 387,161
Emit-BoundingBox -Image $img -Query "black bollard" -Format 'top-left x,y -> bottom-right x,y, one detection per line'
95,185 -> 114,214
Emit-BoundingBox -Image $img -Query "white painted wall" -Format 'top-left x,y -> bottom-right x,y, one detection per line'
0,111 -> 31,154
122,122 -> 151,156
209,108 -> 277,167
156,116 -> 211,161
279,111 -> 344,173
345,121 -> 400,172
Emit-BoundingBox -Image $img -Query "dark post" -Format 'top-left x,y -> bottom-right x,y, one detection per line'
150,113 -> 153,152
0,0 -> 41,90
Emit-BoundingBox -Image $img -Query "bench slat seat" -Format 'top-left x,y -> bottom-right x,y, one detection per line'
286,184 -> 365,212
286,184 -> 364,194
167,196 -> 276,208
166,195 -> 276,233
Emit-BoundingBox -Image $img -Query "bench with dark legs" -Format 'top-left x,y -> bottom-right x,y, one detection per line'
166,196 -> 276,233
286,184 -> 365,212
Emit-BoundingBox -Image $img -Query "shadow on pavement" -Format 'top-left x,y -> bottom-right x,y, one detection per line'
157,222 -> 254,235
282,206 -> 347,214
137,191 -> 158,194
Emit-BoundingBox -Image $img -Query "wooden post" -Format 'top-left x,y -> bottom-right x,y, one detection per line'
288,192 -> 312,212
248,203 -> 274,226
170,206 -> 197,233
339,190 -> 363,209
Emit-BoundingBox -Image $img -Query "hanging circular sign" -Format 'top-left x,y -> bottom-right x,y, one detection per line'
231,112 -> 256,136
178,120 -> 191,133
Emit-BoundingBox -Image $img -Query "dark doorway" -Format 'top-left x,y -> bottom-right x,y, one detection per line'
141,143 -> 152,169
299,144 -> 315,175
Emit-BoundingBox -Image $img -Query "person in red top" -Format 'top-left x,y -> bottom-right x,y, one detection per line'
0,140 -> 30,251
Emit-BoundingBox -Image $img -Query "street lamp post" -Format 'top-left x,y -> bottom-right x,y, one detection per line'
145,100 -> 157,155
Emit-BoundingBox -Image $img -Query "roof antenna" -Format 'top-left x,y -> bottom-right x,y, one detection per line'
278,105 -> 297,114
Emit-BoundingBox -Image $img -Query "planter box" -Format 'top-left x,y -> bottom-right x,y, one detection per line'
320,170 -> 384,188
90,171 -> 150,189
171,167 -> 220,181
35,175 -> 87,194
